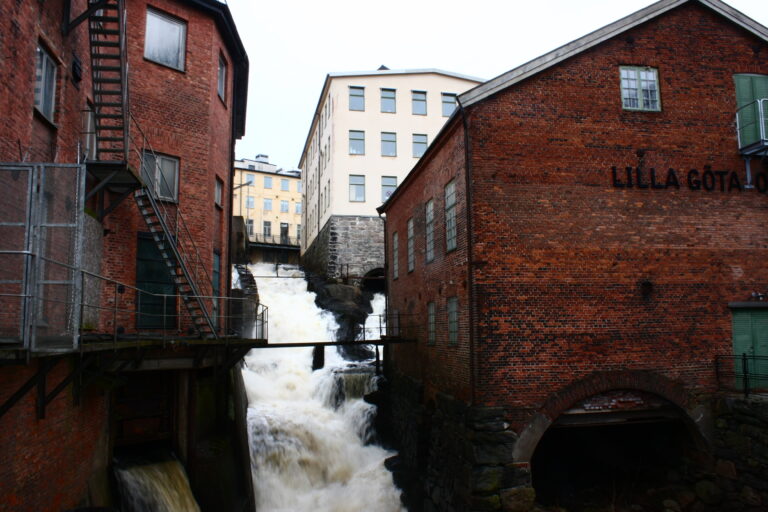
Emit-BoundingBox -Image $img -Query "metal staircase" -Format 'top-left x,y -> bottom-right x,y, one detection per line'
87,0 -> 129,162
134,188 -> 218,338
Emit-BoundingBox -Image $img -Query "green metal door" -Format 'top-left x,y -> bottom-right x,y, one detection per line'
734,74 -> 768,148
136,234 -> 176,329
731,309 -> 768,389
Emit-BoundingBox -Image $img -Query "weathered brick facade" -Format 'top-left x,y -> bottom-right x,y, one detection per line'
381,1 -> 768,510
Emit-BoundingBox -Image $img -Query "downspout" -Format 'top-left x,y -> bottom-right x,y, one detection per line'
378,209 -> 389,376
457,97 -> 477,406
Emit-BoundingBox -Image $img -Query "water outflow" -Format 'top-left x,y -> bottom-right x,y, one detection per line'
114,460 -> 200,512
242,263 -> 403,512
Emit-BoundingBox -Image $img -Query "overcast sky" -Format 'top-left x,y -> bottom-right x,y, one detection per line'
226,0 -> 768,171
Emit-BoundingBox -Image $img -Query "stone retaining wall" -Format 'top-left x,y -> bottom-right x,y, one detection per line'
302,215 -> 384,280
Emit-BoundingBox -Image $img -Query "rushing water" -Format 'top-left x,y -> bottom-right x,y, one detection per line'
114,459 -> 200,512
242,263 -> 403,512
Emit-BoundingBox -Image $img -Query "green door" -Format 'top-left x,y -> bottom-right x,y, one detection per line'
731,309 -> 768,390
136,234 -> 176,329
734,74 -> 768,148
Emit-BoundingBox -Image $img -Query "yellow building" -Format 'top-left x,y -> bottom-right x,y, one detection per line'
232,155 -> 302,248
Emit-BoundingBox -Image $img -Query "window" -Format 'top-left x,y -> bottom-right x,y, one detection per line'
214,177 -> 223,207
620,66 -> 660,111
245,173 -> 255,186
34,45 -> 57,122
281,178 -> 289,191
381,132 -> 397,157
297,181 -> 303,193
264,176 -> 272,189
735,74 -> 768,149
382,176 -> 397,202
445,180 -> 457,252
264,198 -> 272,210
349,86 -> 364,111
447,297 -> 458,345
144,9 -> 186,71
349,130 -> 365,155
246,196 -> 254,209
295,202 -> 302,214
412,90 -> 426,115
381,88 -> 396,113
425,199 -> 434,263
442,93 -> 457,116
427,302 -> 436,345
248,164 -> 255,170
297,224 -> 302,241
407,217 -> 414,272
413,134 -> 428,158
217,54 -> 227,100
280,200 -> 289,213
263,221 -> 271,237
245,219 -> 254,236
142,152 -> 179,201
392,232 -> 399,279
349,175 -> 365,202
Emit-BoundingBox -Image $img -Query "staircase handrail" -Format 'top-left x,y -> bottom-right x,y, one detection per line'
118,0 -> 129,160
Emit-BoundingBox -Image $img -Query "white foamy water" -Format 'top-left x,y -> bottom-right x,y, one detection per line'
242,263 -> 403,512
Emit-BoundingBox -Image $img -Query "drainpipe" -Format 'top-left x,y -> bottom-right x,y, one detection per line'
379,210 -> 389,371
457,97 -> 477,406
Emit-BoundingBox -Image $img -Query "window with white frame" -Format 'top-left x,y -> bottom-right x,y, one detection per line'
245,219 -> 254,236
246,196 -> 254,209
620,66 -> 660,111
215,177 -> 223,206
407,217 -> 415,272
381,88 -> 396,113
447,297 -> 458,345
280,200 -> 289,213
281,178 -> 289,191
217,54 -> 227,100
349,175 -> 365,202
144,8 -> 186,71
295,202 -> 302,214
427,302 -> 436,345
264,176 -> 272,188
142,152 -> 179,201
297,181 -> 302,193
413,133 -> 427,158
381,132 -> 397,157
445,180 -> 457,252
392,232 -> 399,279
264,198 -> 272,210
263,221 -> 271,237
349,86 -> 364,111
412,90 -> 427,115
382,176 -> 397,203
349,130 -> 365,155
425,199 -> 434,262
245,173 -> 255,186
34,45 -> 57,122
442,93 -> 457,116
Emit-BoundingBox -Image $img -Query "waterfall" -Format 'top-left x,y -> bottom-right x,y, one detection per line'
114,459 -> 200,512
242,263 -> 403,512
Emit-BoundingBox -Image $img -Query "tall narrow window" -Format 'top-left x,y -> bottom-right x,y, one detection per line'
281,178 -> 289,191
264,176 -> 272,188
382,176 -> 397,202
280,200 -> 289,213
413,134 -> 428,158
620,66 -> 660,111
142,152 -> 179,201
381,132 -> 397,156
445,180 -> 457,252
442,93 -> 457,116
264,198 -> 272,210
349,130 -> 365,155
447,297 -> 458,345
214,177 -> 223,207
392,232 -> 399,279
34,45 -> 57,122
246,196 -> 254,209
245,219 -> 254,236
217,54 -> 227,100
427,302 -> 436,345
144,9 -> 186,71
297,224 -> 302,241
349,175 -> 365,202
412,90 -> 427,115
263,221 -> 271,237
381,88 -> 396,113
295,202 -> 302,214
425,199 -> 434,263
349,86 -> 365,111
407,217 -> 415,272
297,181 -> 303,193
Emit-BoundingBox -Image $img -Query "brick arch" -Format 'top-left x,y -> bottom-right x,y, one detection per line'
513,370 -> 707,464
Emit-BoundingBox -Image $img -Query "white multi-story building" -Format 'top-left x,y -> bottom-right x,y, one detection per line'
298,68 -> 482,280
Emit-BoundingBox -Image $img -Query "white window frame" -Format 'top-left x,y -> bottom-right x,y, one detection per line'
281,178 -> 289,191
144,8 -> 187,71
620,66 -> 661,111
280,200 -> 289,213
263,221 -> 271,237
34,44 -> 57,122
264,176 -> 272,189
245,219 -> 254,236
217,54 -> 227,101
142,152 -> 179,202
264,198 -> 272,211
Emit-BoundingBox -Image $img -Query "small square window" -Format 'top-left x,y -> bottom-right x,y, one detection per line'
144,9 -> 186,71
349,175 -> 365,202
412,91 -> 426,115
382,176 -> 397,203
413,134 -> 428,158
217,54 -> 227,100
381,132 -> 397,157
34,45 -> 57,122
349,130 -> 365,155
349,86 -> 364,111
442,93 -> 457,116
620,66 -> 660,111
381,88 -> 396,113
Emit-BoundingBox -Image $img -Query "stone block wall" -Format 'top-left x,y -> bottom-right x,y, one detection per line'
301,215 -> 384,280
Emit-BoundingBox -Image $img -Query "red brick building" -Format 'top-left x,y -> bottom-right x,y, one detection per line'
0,1 -> 257,510
380,1 -> 768,510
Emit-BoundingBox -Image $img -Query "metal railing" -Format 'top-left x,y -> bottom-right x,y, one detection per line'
736,98 -> 768,152
716,354 -> 768,397
249,233 -> 300,247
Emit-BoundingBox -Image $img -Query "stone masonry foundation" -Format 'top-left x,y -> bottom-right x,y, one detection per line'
302,215 -> 384,280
